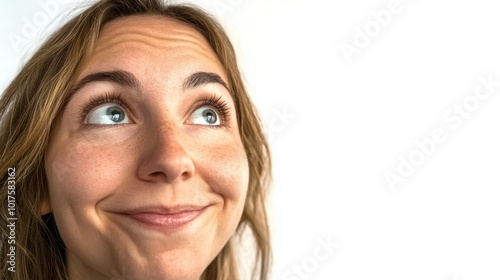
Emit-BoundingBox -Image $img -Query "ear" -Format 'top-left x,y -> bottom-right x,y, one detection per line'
39,195 -> 51,216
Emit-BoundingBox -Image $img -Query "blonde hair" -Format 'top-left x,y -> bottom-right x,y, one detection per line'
0,0 -> 272,279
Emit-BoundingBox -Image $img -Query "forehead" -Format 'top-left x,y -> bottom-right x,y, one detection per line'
79,15 -> 225,81
95,15 -> 213,53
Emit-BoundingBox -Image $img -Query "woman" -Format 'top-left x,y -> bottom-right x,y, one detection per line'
0,0 -> 271,279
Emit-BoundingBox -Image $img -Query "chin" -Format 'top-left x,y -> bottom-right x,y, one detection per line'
110,250 -> 210,280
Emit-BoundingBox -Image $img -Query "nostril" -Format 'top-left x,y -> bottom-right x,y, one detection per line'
137,142 -> 195,184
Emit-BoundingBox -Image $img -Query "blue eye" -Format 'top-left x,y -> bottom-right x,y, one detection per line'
87,104 -> 130,125
191,106 -> 220,125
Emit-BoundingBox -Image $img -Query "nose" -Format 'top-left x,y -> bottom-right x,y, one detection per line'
137,124 -> 195,184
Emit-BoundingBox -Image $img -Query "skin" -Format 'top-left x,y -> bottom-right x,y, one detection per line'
43,15 -> 249,280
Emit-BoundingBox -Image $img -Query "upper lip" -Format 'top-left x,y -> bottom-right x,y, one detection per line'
112,205 -> 208,215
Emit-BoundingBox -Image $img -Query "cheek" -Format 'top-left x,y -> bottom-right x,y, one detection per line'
195,142 -> 249,206
45,139 -> 128,211
192,141 -> 249,246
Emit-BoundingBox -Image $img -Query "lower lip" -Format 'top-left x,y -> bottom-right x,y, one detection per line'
121,208 -> 206,231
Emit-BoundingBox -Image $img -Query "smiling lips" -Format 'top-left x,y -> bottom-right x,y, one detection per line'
115,205 -> 208,230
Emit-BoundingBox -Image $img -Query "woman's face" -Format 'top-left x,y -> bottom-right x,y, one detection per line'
44,15 -> 248,280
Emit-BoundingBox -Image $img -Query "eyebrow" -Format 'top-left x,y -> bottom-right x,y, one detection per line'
182,71 -> 231,93
69,70 -> 231,97
69,70 -> 140,95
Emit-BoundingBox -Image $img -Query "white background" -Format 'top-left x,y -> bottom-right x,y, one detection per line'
2,1 -> 500,279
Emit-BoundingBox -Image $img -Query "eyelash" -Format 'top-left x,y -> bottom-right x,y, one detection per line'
79,92 -> 231,126
79,92 -> 128,125
199,94 -> 231,126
